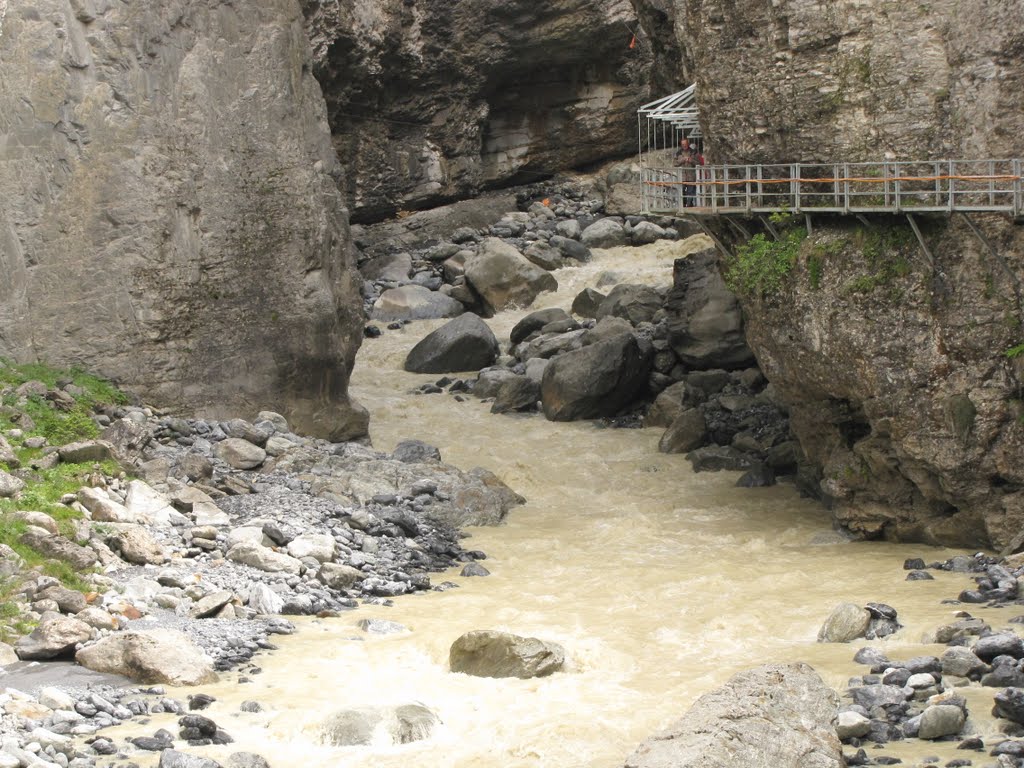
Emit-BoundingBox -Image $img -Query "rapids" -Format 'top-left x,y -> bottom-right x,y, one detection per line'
108,237 -> 1013,767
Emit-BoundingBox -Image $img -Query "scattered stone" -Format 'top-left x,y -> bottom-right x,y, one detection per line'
214,439 -> 267,470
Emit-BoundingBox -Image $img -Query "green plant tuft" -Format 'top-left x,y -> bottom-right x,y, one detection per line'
726,227 -> 807,298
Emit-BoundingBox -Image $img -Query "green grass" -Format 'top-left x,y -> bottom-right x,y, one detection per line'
1006,343 -> 1024,360
0,360 -> 128,636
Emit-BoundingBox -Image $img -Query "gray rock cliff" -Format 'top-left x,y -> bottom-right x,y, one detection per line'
647,0 -> 1024,548
0,0 -> 366,440
303,0 -> 655,221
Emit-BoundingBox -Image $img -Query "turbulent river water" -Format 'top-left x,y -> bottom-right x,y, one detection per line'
115,238 -> 1016,767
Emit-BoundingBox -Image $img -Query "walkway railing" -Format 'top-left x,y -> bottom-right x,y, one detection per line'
641,159 -> 1024,219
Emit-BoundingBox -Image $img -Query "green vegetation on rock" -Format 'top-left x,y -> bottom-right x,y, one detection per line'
726,226 -> 808,298
0,359 -> 130,639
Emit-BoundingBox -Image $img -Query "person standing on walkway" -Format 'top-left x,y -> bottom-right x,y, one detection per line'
674,137 -> 700,207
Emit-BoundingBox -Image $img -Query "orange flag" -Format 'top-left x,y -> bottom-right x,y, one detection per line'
629,35 -> 636,49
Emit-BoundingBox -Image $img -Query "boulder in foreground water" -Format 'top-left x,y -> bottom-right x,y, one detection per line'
623,663 -> 841,768
817,602 -> 871,643
449,630 -> 565,679
540,333 -> 652,421
404,314 -> 499,374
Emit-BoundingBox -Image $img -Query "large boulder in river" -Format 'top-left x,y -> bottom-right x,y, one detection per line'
76,630 -> 217,686
372,285 -> 465,322
596,284 -> 664,326
623,663 -> 841,768
541,334 -> 653,421
664,249 -> 756,369
817,603 -> 871,643
0,0 -> 365,442
464,239 -> 558,314
404,314 -> 499,374
449,630 -> 565,679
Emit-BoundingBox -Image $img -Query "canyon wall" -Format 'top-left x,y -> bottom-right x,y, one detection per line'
665,0 -> 1024,548
0,0 -> 366,440
303,0 -> 654,222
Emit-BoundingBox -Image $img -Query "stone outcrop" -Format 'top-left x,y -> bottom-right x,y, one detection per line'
735,221 -> 1024,549
0,0 -> 365,441
303,0 -> 655,220
676,0 -> 1024,163
657,0 -> 1024,548
623,663 -> 841,768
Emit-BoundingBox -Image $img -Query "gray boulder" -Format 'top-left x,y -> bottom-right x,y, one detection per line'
581,218 -> 627,249
404,314 -> 499,374
109,526 -> 169,565
491,377 -> 541,414
632,221 -> 668,244
523,242 -> 563,271
318,563 -> 364,590
226,542 -> 303,575
464,238 -> 557,314
226,754 -> 270,768
17,531 -> 97,570
664,248 -> 756,369
76,630 -> 218,686
472,368 -> 520,399
392,439 -> 442,463
15,613 -> 93,660
623,663 -> 841,768
549,235 -> 592,262
449,630 -> 565,679
571,287 -> 607,318
0,470 -> 25,499
540,333 -> 653,421
917,704 -> 965,739
817,603 -> 871,643
596,284 -> 664,326
510,308 -> 573,345
581,316 -> 634,345
658,410 -> 707,454
372,285 -> 465,322
214,439 -> 266,470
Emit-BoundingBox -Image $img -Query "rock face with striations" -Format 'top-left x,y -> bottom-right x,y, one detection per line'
303,0 -> 655,221
673,0 -> 1024,163
0,0 -> 366,442
647,0 -> 1024,549
623,663 -> 841,768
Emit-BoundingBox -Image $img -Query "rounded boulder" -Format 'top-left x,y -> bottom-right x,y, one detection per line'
404,314 -> 499,374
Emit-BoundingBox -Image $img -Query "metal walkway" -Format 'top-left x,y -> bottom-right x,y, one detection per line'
641,159 -> 1024,220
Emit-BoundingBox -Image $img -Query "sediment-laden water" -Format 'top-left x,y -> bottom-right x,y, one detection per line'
107,239 -> 1010,767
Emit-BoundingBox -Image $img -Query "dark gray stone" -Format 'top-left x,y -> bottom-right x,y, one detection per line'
404,314 -> 500,374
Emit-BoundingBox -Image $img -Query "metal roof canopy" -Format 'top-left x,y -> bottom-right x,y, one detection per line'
638,84 -> 702,138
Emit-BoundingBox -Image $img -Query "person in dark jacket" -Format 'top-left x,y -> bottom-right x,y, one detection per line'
674,137 -> 700,207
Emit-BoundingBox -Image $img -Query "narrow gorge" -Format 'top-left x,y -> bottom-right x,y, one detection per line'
0,2 -> 1023,768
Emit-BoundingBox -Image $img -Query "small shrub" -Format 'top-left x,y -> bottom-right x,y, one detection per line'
726,227 -> 808,298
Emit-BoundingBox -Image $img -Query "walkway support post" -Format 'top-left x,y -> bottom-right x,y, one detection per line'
906,213 -> 935,271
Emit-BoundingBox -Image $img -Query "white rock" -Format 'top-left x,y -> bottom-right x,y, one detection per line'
837,710 -> 871,739
226,542 -> 302,574
247,583 -> 284,615
75,630 -> 218,686
286,534 -> 336,563
124,480 -> 177,527
76,488 -> 134,523
38,688 -> 74,711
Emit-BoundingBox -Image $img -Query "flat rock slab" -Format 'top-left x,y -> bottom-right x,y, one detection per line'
0,661 -> 132,697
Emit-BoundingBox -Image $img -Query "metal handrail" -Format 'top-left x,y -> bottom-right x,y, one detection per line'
641,159 -> 1024,216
